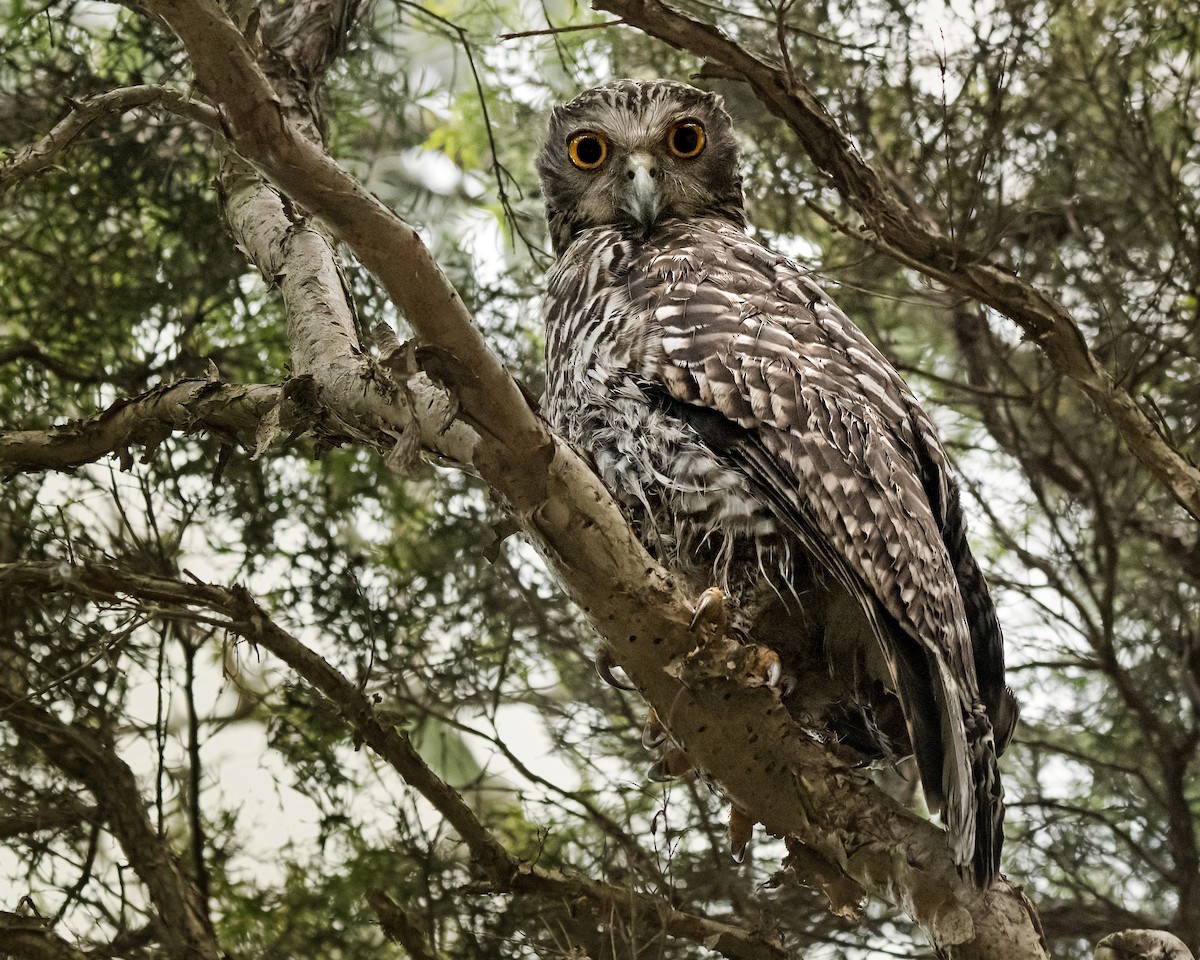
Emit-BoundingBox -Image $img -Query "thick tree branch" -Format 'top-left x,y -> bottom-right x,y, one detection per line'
90,1 -> 1050,954
1037,900 -> 1173,943
0,802 -> 97,840
266,0 -> 365,78
0,679 -> 219,960
0,365 -> 466,477
1094,930 -> 1195,960
216,160 -> 477,469
0,343 -> 110,385
366,890 -> 447,960
119,0 -> 543,495
210,3 -> 478,472
0,378 -> 278,475
593,0 -> 1200,522
0,913 -> 89,960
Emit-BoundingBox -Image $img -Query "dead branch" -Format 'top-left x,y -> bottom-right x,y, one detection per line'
0,379 -> 278,475
0,85 -> 220,195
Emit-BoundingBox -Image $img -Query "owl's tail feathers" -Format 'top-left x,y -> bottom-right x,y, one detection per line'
920,672 -> 1004,888
994,684 -> 1021,756
879,617 -> 1007,886
963,685 -> 1018,887
965,705 -> 1005,887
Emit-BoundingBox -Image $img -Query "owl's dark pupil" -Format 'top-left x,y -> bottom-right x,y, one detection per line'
576,137 -> 603,165
672,126 -> 699,154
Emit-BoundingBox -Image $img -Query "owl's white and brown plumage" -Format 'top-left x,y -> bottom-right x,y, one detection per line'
537,79 -> 1018,885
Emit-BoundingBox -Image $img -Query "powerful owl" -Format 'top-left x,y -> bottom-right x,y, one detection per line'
537,79 -> 1018,885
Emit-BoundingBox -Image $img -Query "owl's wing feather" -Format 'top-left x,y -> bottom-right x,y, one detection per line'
628,220 -> 1006,881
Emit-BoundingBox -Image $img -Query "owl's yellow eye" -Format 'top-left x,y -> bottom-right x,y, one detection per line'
568,131 -> 608,170
667,120 -> 705,158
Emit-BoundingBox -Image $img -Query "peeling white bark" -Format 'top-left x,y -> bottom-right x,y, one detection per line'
220,161 -> 477,468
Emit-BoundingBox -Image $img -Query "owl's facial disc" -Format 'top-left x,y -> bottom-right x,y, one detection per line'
538,80 -> 746,254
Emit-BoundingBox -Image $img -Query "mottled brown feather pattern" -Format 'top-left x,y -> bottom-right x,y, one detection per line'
539,79 -> 1016,885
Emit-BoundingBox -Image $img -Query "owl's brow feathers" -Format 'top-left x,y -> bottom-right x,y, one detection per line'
549,79 -> 716,144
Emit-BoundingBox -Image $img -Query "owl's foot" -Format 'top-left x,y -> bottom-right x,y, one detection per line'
746,644 -> 785,689
648,744 -> 693,781
642,706 -> 667,748
728,804 -> 754,863
688,587 -> 789,691
689,586 -> 728,635
595,645 -> 635,690
642,707 -> 694,779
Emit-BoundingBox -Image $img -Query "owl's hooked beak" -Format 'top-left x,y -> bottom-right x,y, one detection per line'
623,152 -> 661,231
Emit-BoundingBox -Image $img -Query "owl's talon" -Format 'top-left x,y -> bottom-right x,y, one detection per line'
729,805 -> 753,862
642,708 -> 667,749
689,587 -> 727,634
595,646 -> 636,690
648,745 -> 692,781
745,645 -> 785,690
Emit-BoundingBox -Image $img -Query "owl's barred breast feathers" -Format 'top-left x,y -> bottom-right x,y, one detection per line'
538,79 -> 1016,886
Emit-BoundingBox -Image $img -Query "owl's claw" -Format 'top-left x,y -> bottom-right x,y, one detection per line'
729,804 -> 754,863
642,707 -> 667,749
689,587 -> 727,634
648,745 -> 693,781
744,644 -> 788,691
595,646 -> 636,690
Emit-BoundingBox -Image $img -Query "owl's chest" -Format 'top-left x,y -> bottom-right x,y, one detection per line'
542,246 -> 777,585
550,372 -> 782,595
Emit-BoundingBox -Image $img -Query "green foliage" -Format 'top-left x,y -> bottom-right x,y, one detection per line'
2,0 -> 1199,958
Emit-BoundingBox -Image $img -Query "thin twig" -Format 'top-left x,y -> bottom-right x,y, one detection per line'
392,0 -> 549,261
498,19 -> 624,40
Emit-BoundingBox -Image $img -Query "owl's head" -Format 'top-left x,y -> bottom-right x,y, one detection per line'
537,79 -> 745,256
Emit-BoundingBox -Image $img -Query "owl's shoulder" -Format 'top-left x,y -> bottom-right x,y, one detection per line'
624,219 -> 887,367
